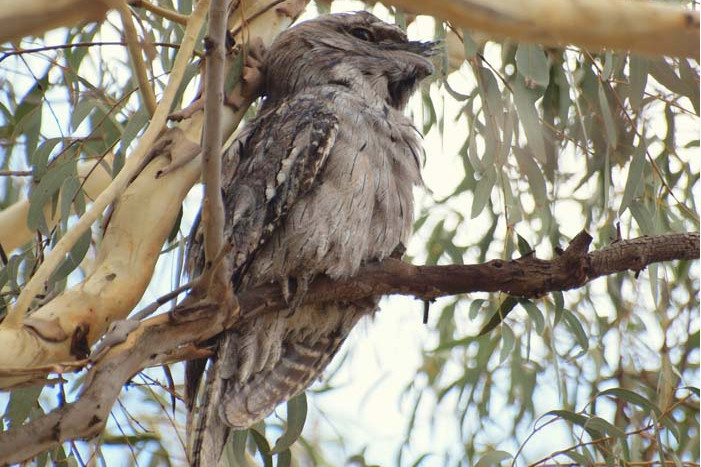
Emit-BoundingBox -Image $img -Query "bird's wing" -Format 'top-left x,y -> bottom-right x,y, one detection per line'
186,94 -> 339,466
186,95 -> 339,285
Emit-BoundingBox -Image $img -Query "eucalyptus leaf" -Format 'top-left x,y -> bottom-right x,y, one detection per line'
597,82 -> 618,148
597,388 -> 661,417
475,450 -> 512,467
471,166 -> 496,219
515,44 -> 549,87
512,79 -> 546,162
519,299 -> 545,334
27,160 -> 78,235
499,323 -> 515,364
619,145 -> 645,214
559,309 -> 589,356
4,384 -> 43,428
628,56 -> 648,111
270,392 -> 307,454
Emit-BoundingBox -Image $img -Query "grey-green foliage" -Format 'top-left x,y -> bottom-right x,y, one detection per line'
0,2 -> 698,466
397,21 -> 699,467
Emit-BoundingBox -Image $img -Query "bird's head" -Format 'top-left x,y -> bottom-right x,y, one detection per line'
263,11 -> 438,111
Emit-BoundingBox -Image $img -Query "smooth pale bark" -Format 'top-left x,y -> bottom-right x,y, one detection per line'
389,0 -> 699,59
0,0 -> 308,388
3,0 -> 211,327
0,0 -> 120,44
0,155 -> 114,252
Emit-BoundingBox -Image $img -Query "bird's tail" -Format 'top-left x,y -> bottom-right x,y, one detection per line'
188,302 -> 371,464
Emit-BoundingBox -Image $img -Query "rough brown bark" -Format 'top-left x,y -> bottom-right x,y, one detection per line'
239,231 -> 700,317
0,230 -> 696,463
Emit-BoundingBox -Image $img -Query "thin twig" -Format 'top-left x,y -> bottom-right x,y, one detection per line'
201,0 -> 233,298
1,0 -> 212,328
129,0 -> 189,25
0,41 -> 183,64
118,3 -> 158,116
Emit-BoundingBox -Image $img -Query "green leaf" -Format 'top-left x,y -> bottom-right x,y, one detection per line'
598,82 -> 618,148
563,450 -> 592,465
59,176 -> 82,223
512,79 -> 546,163
502,170 -> 522,223
499,323 -> 515,364
650,58 -> 693,99
31,138 -> 63,180
546,410 -> 600,436
475,450 -> 512,467
466,119 -> 484,172
519,299 -> 545,334
516,233 -> 532,255
276,450 -> 291,467
648,263 -> 659,305
679,58 -> 700,115
462,29 -> 479,59
14,107 -> 42,157
515,44 -> 549,87
585,416 -> 625,439
629,200 -> 655,235
619,145 -> 645,214
225,430 -> 253,467
471,166 -> 496,219
14,73 -> 49,155
50,228 -> 92,284
27,160 -> 78,234
119,107 -> 150,154
469,298 -> 487,320
628,56 -> 648,111
479,296 -> 518,335
433,335 -> 480,352
601,51 -> 614,80
4,384 -> 43,427
559,309 -> 589,356
249,428 -> 273,467
477,67 -> 504,131
70,98 -> 97,131
552,290 -> 564,326
270,392 -> 307,454
513,147 -> 547,210
597,388 -> 661,417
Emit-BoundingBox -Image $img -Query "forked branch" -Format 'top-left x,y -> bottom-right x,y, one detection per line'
0,230 -> 696,463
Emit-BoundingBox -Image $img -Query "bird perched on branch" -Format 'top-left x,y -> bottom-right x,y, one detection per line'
187,10 -> 436,462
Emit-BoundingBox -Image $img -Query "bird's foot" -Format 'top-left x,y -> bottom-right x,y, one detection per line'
279,274 -> 310,317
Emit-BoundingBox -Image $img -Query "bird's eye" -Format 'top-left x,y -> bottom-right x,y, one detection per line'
350,27 -> 374,42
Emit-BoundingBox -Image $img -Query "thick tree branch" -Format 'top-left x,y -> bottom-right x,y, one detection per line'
386,0 -> 699,59
0,301 -> 235,465
0,155 -> 114,253
0,231 -> 695,463
0,0 -> 307,389
236,231 -> 700,316
2,0 -> 211,327
0,0 -> 117,44
117,2 -> 158,115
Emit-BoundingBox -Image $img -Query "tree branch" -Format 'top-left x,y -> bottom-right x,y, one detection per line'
0,0 -> 307,389
0,155 -> 114,253
200,0 -> 235,302
117,2 -> 158,116
2,0 -> 211,327
387,0 -> 699,59
236,231 -> 700,317
0,231 -> 695,463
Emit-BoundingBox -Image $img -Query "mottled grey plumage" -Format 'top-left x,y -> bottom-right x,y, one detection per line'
187,11 -> 435,463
